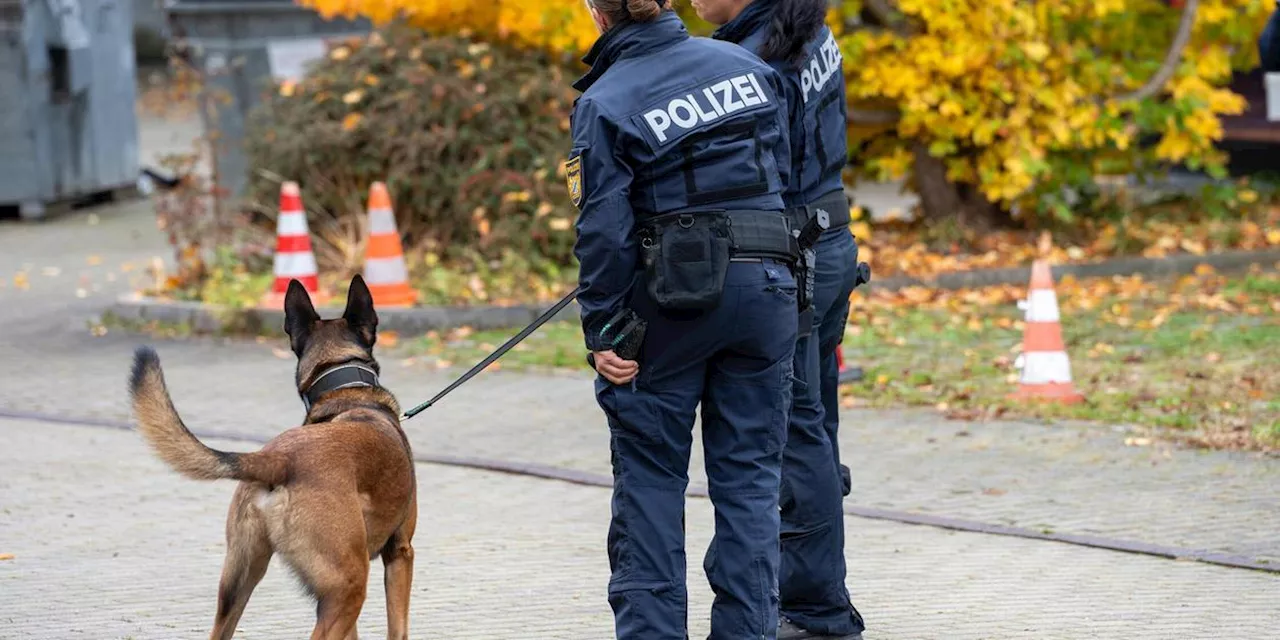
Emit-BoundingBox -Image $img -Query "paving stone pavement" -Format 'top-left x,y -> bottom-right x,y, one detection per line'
3,418 -> 1279,640
3,199 -> 1280,571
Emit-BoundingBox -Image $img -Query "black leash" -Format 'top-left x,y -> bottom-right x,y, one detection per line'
402,286 -> 582,420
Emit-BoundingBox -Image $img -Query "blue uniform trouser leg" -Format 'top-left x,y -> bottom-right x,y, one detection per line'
599,262 -> 798,640
817,231 -> 858,498
778,229 -> 865,635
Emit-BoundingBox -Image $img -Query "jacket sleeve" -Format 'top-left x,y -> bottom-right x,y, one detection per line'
567,98 -> 637,351
1262,5 -> 1280,73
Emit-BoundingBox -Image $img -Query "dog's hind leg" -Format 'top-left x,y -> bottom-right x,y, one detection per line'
210,489 -> 272,640
307,553 -> 368,640
381,516 -> 416,640
293,500 -> 370,640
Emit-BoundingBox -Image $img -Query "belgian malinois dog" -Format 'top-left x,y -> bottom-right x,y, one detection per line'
129,276 -> 417,640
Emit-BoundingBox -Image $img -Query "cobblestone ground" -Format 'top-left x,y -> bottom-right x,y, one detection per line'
3,418 -> 1278,640
2,196 -> 1279,638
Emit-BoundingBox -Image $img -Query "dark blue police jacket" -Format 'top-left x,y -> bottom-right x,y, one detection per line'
567,11 -> 792,348
713,0 -> 848,209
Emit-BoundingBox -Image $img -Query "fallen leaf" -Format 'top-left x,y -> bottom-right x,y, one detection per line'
13,272 -> 29,290
435,359 -> 453,369
342,89 -> 364,105
271,348 -> 291,360
42,266 -> 61,277
380,331 -> 400,348
86,255 -> 103,266
0,553 -> 14,561
341,113 -> 363,131
1124,437 -> 1152,447
982,487 -> 1007,496
1194,263 -> 1216,276
1205,352 -> 1222,364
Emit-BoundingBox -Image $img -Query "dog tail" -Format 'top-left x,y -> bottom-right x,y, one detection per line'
129,347 -> 288,486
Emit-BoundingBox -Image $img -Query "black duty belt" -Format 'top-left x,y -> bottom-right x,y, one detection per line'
786,190 -> 851,235
641,209 -> 798,264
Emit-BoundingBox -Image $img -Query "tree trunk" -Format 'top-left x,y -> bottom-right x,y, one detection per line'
911,143 -> 1013,230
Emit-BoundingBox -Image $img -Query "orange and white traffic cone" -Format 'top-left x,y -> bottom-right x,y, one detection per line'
263,181 -> 326,309
362,182 -> 418,308
1011,260 -> 1083,403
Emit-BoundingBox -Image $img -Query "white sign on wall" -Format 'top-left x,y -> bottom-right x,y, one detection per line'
1266,72 -> 1280,123
266,38 -> 330,83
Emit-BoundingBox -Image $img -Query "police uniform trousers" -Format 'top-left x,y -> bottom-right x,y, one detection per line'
595,260 -> 799,640
778,227 -> 866,635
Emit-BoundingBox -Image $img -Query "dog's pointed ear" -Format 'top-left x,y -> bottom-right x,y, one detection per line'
343,275 -> 378,347
283,279 -> 320,354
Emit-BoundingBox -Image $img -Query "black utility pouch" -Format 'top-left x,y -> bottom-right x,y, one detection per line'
640,212 -> 731,311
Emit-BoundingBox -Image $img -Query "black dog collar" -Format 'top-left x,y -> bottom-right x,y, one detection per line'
301,362 -> 381,411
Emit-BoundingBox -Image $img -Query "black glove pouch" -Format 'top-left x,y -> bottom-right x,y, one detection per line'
640,213 -> 731,311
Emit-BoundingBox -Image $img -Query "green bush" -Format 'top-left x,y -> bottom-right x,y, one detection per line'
243,25 -> 582,302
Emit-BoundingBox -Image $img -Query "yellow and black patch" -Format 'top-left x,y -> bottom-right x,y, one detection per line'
565,154 -> 583,209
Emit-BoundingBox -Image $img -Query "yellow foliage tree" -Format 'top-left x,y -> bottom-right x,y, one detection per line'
299,0 -> 1273,225
303,0 -> 600,56
835,0 -> 1274,225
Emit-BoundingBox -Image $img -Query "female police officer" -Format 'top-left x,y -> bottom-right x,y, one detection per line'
693,1 -> 867,638
569,0 -> 801,638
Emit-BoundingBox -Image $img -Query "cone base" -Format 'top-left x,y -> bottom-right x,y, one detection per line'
368,283 -> 418,308
1010,381 -> 1084,404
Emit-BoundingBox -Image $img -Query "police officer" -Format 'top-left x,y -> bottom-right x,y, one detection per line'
694,0 -> 867,638
569,1 -> 802,638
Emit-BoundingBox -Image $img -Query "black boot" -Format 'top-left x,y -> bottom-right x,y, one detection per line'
779,617 -> 863,640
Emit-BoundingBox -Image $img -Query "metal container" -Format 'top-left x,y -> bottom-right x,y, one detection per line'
0,0 -> 141,219
166,0 -> 369,200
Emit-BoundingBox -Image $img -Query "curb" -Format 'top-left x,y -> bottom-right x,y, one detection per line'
865,248 -> 1280,292
104,293 -> 584,336
5,407 -> 1277,575
104,248 -> 1280,335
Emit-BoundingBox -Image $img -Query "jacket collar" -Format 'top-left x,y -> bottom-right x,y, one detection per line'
711,0 -> 776,45
573,11 -> 690,93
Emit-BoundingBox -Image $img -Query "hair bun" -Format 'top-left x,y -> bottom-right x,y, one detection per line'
626,0 -> 663,21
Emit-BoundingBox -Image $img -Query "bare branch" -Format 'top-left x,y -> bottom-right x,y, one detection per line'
1106,0 -> 1200,103
862,0 -> 912,37
848,106 -> 902,125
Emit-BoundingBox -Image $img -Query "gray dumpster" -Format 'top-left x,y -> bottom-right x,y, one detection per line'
166,0 -> 369,200
0,0 -> 141,219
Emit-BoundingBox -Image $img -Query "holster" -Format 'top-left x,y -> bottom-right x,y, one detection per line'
786,190 -> 852,338
639,210 -> 796,312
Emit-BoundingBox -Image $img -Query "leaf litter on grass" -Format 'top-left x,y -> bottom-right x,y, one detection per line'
840,266 -> 1280,451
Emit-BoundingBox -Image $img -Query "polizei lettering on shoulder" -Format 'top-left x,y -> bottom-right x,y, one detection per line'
800,31 -> 843,104
641,72 -> 770,145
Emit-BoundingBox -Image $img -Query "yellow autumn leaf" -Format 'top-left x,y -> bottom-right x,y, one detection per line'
342,90 -> 364,105
330,46 -> 351,61
342,113 -> 363,131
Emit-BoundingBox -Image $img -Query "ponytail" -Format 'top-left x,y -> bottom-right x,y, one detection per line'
758,0 -> 828,67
